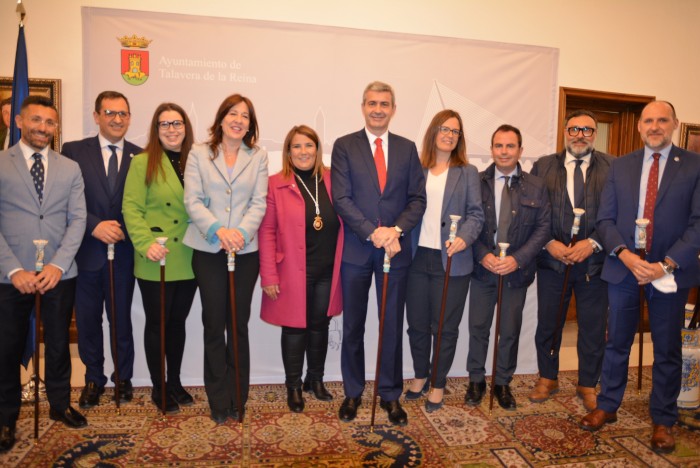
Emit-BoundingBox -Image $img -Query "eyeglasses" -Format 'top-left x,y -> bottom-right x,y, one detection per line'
438,126 -> 461,137
28,116 -> 58,129
158,120 -> 185,130
566,126 -> 595,137
102,109 -> 130,120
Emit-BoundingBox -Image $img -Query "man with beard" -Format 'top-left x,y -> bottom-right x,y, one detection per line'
0,96 -> 87,451
580,101 -> 700,454
529,110 -> 612,411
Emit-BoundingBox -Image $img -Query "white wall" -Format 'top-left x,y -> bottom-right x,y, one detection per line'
1,0 -> 699,144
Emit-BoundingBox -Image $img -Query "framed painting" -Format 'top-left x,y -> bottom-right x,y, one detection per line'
680,122 -> 700,154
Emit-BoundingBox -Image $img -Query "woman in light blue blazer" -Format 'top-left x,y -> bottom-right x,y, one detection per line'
183,94 -> 268,423
405,110 -> 484,412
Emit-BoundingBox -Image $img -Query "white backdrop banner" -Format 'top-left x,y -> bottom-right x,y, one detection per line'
81,7 -> 559,385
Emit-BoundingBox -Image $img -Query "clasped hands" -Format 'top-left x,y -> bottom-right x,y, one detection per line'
217,227 -> 245,253
481,252 -> 518,275
546,239 -> 594,265
619,249 -> 665,285
370,226 -> 401,258
11,264 -> 63,294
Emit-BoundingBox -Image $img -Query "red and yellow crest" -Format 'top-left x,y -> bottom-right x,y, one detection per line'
118,35 -> 152,86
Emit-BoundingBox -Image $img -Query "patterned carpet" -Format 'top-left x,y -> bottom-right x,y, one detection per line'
2,369 -> 700,467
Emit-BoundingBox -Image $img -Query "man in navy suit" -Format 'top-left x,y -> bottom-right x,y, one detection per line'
331,81 -> 426,426
62,91 -> 141,409
0,96 -> 87,452
580,101 -> 700,454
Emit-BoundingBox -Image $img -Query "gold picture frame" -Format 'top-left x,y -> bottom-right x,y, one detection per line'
680,122 -> 700,154
0,77 -> 62,151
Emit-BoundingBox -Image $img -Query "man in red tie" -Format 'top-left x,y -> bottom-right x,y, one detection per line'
580,101 -> 700,454
331,81 -> 426,426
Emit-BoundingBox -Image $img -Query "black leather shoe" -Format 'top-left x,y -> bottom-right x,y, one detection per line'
152,388 -> 180,415
405,379 -> 430,401
0,425 -> 16,453
380,399 -> 408,426
464,381 -> 486,406
338,396 -> 361,422
494,384 -> 517,410
49,406 -> 88,429
168,383 -> 194,406
211,408 -> 229,424
303,380 -> 333,401
79,381 -> 104,409
113,379 -> 133,403
287,387 -> 305,413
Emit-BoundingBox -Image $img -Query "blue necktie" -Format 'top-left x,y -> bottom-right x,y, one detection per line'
497,176 -> 511,244
107,145 -> 118,193
574,159 -> 584,208
30,153 -> 44,203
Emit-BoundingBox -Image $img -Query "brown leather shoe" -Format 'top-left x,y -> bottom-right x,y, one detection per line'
576,385 -> 597,411
579,409 -> 617,431
651,424 -> 675,454
529,377 -> 559,403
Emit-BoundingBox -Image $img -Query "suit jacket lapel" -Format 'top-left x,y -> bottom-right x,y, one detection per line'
441,166 -> 460,218
87,137 -> 112,197
656,145 -> 682,206
630,151 -> 644,215
358,130 -> 381,195
10,147 -> 40,206
161,153 -> 185,202
230,148 -> 252,184
42,150 -> 60,203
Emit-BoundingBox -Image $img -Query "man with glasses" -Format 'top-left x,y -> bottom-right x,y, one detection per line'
529,110 -> 612,411
0,96 -> 87,451
62,91 -> 142,410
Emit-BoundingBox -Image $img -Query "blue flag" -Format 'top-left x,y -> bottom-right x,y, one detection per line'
9,23 -> 29,147
12,23 -> 34,369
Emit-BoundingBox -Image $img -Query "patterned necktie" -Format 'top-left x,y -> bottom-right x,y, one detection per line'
574,159 -> 584,208
374,137 -> 387,193
642,153 -> 661,251
107,145 -> 119,193
30,153 -> 45,204
497,176 -> 511,244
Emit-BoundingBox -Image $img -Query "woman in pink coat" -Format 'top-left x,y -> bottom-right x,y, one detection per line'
259,125 -> 343,413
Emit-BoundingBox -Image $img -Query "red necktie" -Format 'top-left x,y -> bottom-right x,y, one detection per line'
374,137 -> 387,193
642,153 -> 660,251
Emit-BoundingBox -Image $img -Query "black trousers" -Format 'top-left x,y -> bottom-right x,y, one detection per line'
192,250 -> 258,413
534,266 -> 607,387
0,278 -> 76,427
137,278 -> 197,388
281,270 -> 332,388
406,247 -> 470,389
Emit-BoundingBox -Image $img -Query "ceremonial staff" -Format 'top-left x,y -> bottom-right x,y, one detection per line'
156,237 -> 168,416
370,253 -> 391,431
32,239 -> 48,442
107,243 -> 120,413
227,250 -> 243,423
489,242 -> 509,415
549,208 -> 585,356
430,215 -> 461,393
635,218 -> 650,393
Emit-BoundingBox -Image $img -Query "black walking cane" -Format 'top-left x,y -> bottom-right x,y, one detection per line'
156,237 -> 168,416
370,252 -> 391,432
227,250 -> 243,424
549,208 -> 585,356
107,243 -> 121,413
635,218 -> 650,394
488,242 -> 509,415
429,215 -> 461,393
32,239 -> 48,442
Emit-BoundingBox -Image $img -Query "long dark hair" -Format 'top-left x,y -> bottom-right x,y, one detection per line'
420,109 -> 467,168
207,94 -> 258,157
143,102 -> 193,186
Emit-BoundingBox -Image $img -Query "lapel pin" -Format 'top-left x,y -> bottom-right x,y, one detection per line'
674,156 -> 679,162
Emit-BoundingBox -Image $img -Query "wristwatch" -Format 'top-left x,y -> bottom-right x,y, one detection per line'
660,259 -> 676,275
588,239 -> 601,254
394,225 -> 403,237
613,246 -> 627,257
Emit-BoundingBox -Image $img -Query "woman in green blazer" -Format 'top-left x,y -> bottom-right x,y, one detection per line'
122,102 -> 197,414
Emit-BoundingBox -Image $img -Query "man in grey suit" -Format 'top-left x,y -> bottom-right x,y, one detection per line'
0,96 -> 87,452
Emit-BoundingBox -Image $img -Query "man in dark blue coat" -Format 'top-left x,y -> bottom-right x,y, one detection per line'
465,124 -> 550,410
